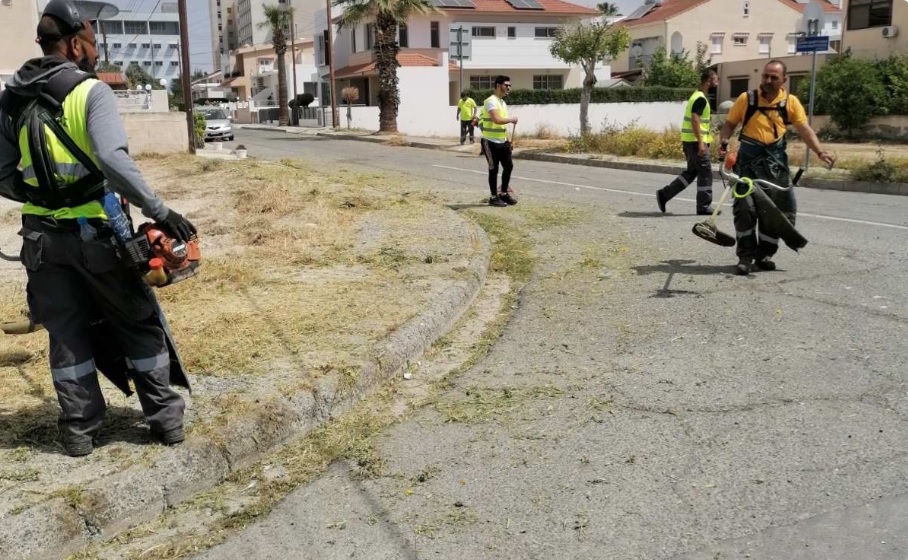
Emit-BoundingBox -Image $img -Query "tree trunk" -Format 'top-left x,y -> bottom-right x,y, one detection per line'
374,12 -> 400,134
276,42 -> 290,127
580,61 -> 598,136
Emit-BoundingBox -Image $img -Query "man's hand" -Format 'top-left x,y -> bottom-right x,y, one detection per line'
160,209 -> 197,242
697,141 -> 708,158
718,140 -> 729,160
818,150 -> 836,168
510,117 -> 518,125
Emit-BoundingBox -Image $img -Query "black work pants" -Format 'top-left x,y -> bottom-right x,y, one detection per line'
460,120 -> 475,144
732,140 -> 796,260
658,141 -> 713,211
481,139 -> 513,197
19,215 -> 185,447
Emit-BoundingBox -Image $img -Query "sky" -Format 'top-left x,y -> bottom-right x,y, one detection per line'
571,0 -> 642,15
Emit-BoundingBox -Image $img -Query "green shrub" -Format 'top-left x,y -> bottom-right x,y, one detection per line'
849,149 -> 908,183
463,86 -> 690,106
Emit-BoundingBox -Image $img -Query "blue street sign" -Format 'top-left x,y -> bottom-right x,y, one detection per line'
796,35 -> 830,53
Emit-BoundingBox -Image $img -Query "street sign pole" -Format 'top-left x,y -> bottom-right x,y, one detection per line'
458,26 -> 464,94
805,50 -> 818,170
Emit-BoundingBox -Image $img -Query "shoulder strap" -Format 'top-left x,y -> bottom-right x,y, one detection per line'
742,89 -> 758,130
41,69 -> 95,110
778,94 -> 789,125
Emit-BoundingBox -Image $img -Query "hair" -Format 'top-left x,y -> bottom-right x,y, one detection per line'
495,75 -> 510,87
460,91 -> 467,98
700,68 -> 717,85
37,15 -> 68,54
766,59 -> 788,76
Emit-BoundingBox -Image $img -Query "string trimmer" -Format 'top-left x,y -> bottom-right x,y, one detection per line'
692,153 -> 736,247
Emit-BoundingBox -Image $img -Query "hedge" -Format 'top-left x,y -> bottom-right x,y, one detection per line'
461,86 -> 691,105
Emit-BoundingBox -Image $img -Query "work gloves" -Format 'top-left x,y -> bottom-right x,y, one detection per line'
160,209 -> 197,242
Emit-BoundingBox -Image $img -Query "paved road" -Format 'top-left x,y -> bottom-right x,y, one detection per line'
197,130 -> 908,559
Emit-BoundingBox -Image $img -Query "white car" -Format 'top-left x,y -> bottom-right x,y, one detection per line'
200,107 -> 234,141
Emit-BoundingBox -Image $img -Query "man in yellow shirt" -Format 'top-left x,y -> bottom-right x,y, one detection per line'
718,60 -> 835,275
456,92 -> 477,145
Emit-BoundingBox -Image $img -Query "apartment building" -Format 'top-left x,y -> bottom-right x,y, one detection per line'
840,0 -> 906,58
314,0 -> 599,106
1,0 -> 42,88
612,0 -> 841,75
94,1 -> 183,83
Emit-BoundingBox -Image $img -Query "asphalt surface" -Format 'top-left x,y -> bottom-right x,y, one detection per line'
196,130 -> 908,560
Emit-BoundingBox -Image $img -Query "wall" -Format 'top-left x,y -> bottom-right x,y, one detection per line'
123,112 -> 189,154
841,0 -> 907,59
0,0 -> 40,79
396,62 -> 452,135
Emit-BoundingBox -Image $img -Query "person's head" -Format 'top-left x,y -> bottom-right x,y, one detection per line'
761,60 -> 788,97
36,0 -> 98,72
460,91 -> 468,99
700,68 -> 719,89
494,75 -> 511,97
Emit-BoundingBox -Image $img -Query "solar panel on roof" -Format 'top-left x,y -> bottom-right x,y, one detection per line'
506,0 -> 543,9
433,0 -> 475,7
624,3 -> 656,20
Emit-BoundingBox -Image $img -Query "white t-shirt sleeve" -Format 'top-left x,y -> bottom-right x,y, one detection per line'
485,98 -> 498,113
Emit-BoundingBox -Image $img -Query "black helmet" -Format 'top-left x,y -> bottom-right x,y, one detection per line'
38,0 -> 85,41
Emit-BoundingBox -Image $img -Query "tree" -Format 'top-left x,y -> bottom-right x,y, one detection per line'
124,62 -> 162,90
550,21 -> 630,135
96,62 -> 121,73
643,42 -> 710,89
337,0 -> 438,133
169,75 -> 184,109
191,68 -> 209,82
810,50 -> 888,136
596,2 -> 621,17
257,4 -> 293,126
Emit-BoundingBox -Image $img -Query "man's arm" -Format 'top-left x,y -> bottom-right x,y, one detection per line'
794,123 -> 836,167
690,97 -> 708,156
488,108 -> 516,125
85,82 -> 168,221
0,108 -> 27,202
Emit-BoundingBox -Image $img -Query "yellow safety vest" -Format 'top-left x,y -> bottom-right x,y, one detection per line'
680,90 -> 712,144
18,78 -> 106,220
480,95 -> 509,141
458,97 -> 476,120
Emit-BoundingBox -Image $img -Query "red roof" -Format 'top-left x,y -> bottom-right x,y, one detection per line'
336,52 -> 459,78
623,0 -> 839,27
96,72 -> 127,86
452,0 -> 597,15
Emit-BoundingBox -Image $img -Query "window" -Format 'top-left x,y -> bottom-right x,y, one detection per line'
352,29 -> 357,52
534,27 -> 558,38
758,34 -> 772,55
533,75 -> 563,90
710,34 -> 723,54
431,21 -> 439,48
365,23 -> 374,50
170,61 -> 179,66
149,21 -> 180,35
399,23 -> 408,48
112,42 -> 122,49
732,35 -> 747,46
114,61 -> 123,67
303,82 -> 318,96
124,20 -> 147,34
143,61 -> 152,66
472,26 -> 495,37
788,74 -> 807,96
153,43 -> 161,49
847,0 -> 892,30
141,43 -> 151,49
470,75 -> 495,89
729,77 -> 749,99
507,26 -> 516,38
127,43 -> 137,49
786,33 -> 797,54
743,1 -> 749,17
155,61 -> 163,66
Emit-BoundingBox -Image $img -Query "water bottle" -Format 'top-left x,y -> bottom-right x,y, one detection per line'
77,217 -> 97,242
101,191 -> 134,244
144,257 -> 168,287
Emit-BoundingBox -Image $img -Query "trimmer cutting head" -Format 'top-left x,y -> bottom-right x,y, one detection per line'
692,221 -> 736,247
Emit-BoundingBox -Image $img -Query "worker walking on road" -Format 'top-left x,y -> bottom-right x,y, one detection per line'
0,0 -> 196,456
479,75 -> 518,207
657,68 -> 720,215
456,91 -> 477,145
718,60 -> 835,275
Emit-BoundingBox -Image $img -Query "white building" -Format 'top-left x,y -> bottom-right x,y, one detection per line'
94,1 -> 183,83
1,0 -> 42,88
315,0 -> 600,107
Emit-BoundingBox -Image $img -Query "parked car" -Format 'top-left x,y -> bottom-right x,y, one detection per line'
199,107 -> 233,141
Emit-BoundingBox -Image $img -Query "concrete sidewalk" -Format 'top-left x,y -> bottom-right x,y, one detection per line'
238,124 -> 908,197
0,157 -> 491,560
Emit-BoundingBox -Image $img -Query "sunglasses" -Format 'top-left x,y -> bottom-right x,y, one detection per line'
503,83 -> 511,88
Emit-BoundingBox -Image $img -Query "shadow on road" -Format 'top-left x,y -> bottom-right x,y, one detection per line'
448,203 -> 492,210
633,259 -> 734,277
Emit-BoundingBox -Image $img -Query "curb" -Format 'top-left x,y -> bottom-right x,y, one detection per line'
238,126 -> 908,198
0,210 -> 491,560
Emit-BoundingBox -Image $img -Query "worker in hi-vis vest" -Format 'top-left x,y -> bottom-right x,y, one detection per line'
479,75 -> 518,207
657,68 -> 720,216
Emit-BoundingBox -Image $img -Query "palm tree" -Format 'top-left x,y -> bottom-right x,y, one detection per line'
596,2 -> 621,17
337,0 -> 437,133
258,4 -> 293,126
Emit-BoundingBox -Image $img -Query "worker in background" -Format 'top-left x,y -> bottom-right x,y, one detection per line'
0,0 -> 196,456
657,68 -> 720,215
479,75 -> 518,207
456,91 -> 477,145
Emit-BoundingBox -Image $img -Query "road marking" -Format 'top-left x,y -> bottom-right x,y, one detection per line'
432,164 -> 908,232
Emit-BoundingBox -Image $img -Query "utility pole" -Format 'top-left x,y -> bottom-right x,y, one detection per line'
291,22 -> 298,125
149,20 -> 156,81
177,0 -> 195,153
101,21 -> 110,65
326,0 -> 338,128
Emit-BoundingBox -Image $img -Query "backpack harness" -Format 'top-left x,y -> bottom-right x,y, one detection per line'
740,88 -> 790,143
0,68 -> 106,209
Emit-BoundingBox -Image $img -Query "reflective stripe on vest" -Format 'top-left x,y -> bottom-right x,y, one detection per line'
480,95 -> 508,141
680,90 -> 712,144
18,79 -> 106,220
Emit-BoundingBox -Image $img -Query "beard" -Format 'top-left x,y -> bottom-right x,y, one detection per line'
76,54 -> 96,73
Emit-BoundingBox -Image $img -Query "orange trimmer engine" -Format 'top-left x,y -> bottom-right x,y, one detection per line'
136,223 -> 201,286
